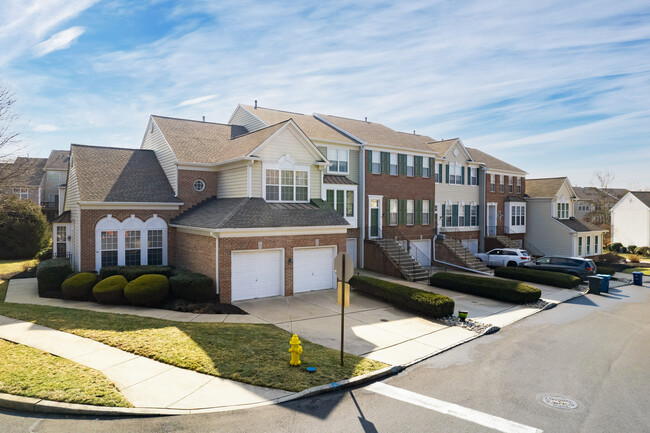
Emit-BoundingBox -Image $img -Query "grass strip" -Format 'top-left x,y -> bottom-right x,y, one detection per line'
0,259 -> 38,279
623,267 -> 650,276
494,267 -> 581,289
0,280 -> 386,392
430,272 -> 541,304
0,338 -> 131,407
350,275 -> 454,318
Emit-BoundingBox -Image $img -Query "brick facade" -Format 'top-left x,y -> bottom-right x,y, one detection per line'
363,240 -> 403,278
218,233 -> 346,304
486,173 -> 526,238
177,169 -> 219,211
79,209 -> 178,271
175,231 -> 216,285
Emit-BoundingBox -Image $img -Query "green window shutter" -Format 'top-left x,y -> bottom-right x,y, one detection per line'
476,205 -> 480,226
399,199 -> 406,225
429,158 -> 434,179
445,164 -> 450,183
381,152 -> 389,174
367,150 -> 372,172
452,205 -> 459,227
415,156 -> 422,177
465,205 -> 471,226
476,168 -> 480,185
467,167 -> 471,185
438,163 -> 443,182
430,200 -> 434,224
326,190 -> 334,207
441,204 -> 446,227
398,154 -> 406,175
336,190 -> 344,215
461,166 -> 465,185
415,200 -> 422,224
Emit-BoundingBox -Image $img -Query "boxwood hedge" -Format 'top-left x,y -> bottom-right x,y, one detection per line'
61,272 -> 98,300
169,272 -> 215,303
99,265 -> 173,281
350,275 -> 454,318
35,259 -> 73,294
429,272 -> 541,304
124,274 -> 169,306
494,267 -> 581,289
93,275 -> 128,305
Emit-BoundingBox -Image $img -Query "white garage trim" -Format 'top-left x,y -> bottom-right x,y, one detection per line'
231,248 -> 284,301
293,246 -> 337,293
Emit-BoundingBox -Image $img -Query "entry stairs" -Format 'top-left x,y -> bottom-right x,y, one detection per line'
373,238 -> 430,282
494,235 -> 520,249
440,238 -> 491,273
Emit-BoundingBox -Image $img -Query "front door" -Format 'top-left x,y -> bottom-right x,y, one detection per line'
369,197 -> 382,238
487,204 -> 497,236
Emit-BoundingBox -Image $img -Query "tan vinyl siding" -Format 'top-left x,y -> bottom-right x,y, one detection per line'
142,120 -> 179,195
217,167 -> 248,197
64,164 -> 80,212
230,106 -> 267,132
251,161 -> 262,197
436,183 -> 479,204
348,149 -> 360,184
310,166 -> 320,199
256,129 -> 316,164
525,199 -> 573,256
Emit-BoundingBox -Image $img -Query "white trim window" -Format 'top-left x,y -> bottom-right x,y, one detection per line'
406,200 -> 414,225
264,163 -> 309,203
47,171 -> 60,182
56,226 -> 67,257
147,229 -> 163,265
490,174 -> 496,192
124,230 -> 142,266
390,153 -> 398,175
407,155 -> 414,177
450,163 -> 462,184
325,186 -> 357,227
508,176 -> 514,193
499,175 -> 505,193
557,202 -> 569,219
445,205 -> 452,227
13,188 -> 28,200
422,158 -> 430,178
327,148 -> 349,174
458,204 -> 465,226
435,163 -> 440,183
511,205 -> 525,226
470,205 -> 478,226
423,200 -> 430,225
265,169 -> 280,201
390,199 -> 398,225
100,230 -> 119,267
371,151 -> 380,174
470,167 -> 478,185
517,177 -> 522,194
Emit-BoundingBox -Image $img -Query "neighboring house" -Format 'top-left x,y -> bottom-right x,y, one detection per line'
573,186 -> 627,225
0,157 -> 47,206
59,117 -> 349,303
610,191 -> 650,248
525,177 -> 607,257
40,150 -> 70,221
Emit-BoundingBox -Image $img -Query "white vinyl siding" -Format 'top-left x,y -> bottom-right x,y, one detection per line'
435,144 -> 479,207
251,161 -> 263,197
217,166 -> 248,197
229,106 -> 267,132
142,119 -> 179,195
611,193 -> 650,247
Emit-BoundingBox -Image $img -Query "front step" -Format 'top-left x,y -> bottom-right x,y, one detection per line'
495,235 -> 520,249
373,238 -> 430,282
440,238 -> 491,273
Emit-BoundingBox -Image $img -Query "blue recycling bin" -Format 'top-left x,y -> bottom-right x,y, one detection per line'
596,274 -> 610,293
632,271 -> 643,286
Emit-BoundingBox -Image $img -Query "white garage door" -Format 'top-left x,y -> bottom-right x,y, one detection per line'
410,240 -> 431,267
293,246 -> 337,293
231,249 -> 283,301
346,238 -> 358,268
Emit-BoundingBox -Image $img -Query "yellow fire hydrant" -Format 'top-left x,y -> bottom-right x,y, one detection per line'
289,334 -> 303,366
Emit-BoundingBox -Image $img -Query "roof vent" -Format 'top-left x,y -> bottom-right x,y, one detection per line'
413,130 -> 416,135
254,100 -> 258,109
364,116 -> 368,122
202,116 -> 205,122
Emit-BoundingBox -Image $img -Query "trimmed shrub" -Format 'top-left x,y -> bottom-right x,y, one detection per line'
93,275 -> 128,305
0,195 -> 51,259
99,265 -> 174,281
593,253 -> 624,264
596,266 -> 617,276
430,272 -> 541,304
629,254 -> 641,263
169,272 -> 215,303
609,242 -> 623,252
35,245 -> 53,261
124,274 -> 169,306
61,272 -> 98,300
350,276 -> 454,318
36,259 -> 73,294
634,246 -> 650,256
494,267 -> 581,289
627,245 -> 637,254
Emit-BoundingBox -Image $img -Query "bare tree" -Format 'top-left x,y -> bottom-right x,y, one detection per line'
587,169 -> 617,244
0,83 -> 26,187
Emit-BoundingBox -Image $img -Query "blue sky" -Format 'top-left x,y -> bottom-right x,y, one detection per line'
2,0 -> 649,189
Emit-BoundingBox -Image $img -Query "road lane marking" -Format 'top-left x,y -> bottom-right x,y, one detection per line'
366,382 -> 543,433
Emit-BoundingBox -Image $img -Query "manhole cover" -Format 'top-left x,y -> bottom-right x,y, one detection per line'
542,395 -> 578,409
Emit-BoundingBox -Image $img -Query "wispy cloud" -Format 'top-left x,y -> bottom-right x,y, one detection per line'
178,94 -> 218,107
33,26 -> 86,57
33,124 -> 60,132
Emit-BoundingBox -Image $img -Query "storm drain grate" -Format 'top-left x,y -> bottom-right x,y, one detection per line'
542,395 -> 578,410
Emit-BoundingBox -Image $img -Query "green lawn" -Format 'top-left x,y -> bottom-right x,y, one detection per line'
0,259 -> 38,279
0,338 -> 132,407
623,267 -> 650,276
0,280 -> 386,392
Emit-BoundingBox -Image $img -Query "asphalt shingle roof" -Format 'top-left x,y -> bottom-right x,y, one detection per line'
556,217 -> 604,233
70,144 -> 180,203
323,174 -> 357,185
1,157 -> 47,186
172,197 -> 349,229
631,191 -> 650,208
240,105 -> 357,145
43,150 -> 70,170
152,115 -> 287,164
316,113 -> 438,153
524,177 -> 569,198
466,148 -> 527,174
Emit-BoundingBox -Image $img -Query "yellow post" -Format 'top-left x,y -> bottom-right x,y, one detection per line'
289,334 -> 303,366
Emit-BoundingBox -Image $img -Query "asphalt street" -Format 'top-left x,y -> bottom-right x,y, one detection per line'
2,284 -> 648,433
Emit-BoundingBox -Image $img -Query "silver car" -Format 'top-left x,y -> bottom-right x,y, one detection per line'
476,248 -> 530,268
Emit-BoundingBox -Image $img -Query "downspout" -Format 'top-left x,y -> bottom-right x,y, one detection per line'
433,234 -> 491,276
210,232 -> 219,295
479,165 -> 487,252
360,144 -> 366,268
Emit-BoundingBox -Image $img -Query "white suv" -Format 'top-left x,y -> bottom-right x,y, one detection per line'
476,248 -> 530,268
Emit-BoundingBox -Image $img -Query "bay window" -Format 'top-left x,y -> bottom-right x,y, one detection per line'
325,187 -> 356,222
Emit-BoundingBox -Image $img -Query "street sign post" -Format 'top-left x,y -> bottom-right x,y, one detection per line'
334,252 -> 353,366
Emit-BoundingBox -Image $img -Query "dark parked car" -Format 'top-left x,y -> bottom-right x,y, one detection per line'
521,256 -> 596,279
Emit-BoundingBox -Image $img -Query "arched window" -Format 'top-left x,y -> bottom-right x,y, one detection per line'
123,216 -> 144,266
96,216 -> 121,269
144,216 -> 168,266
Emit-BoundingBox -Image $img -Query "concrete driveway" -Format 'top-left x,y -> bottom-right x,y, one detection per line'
234,270 -> 586,365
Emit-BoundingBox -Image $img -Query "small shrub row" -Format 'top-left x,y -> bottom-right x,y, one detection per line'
429,272 -> 541,304
350,276 -> 454,318
99,265 -> 174,281
61,272 -> 98,300
494,267 -> 581,289
596,266 -> 617,276
607,243 -> 623,252
634,246 -> 650,256
170,272 -> 215,303
36,259 -> 73,295
592,253 -> 625,264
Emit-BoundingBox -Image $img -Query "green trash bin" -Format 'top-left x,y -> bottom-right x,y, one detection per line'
632,271 -> 643,286
588,276 -> 602,294
596,274 -> 610,293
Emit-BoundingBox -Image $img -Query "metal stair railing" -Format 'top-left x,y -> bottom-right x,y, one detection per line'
369,227 -> 430,279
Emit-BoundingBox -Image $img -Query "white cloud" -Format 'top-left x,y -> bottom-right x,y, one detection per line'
33,124 -> 59,132
33,26 -> 85,57
178,94 -> 218,107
